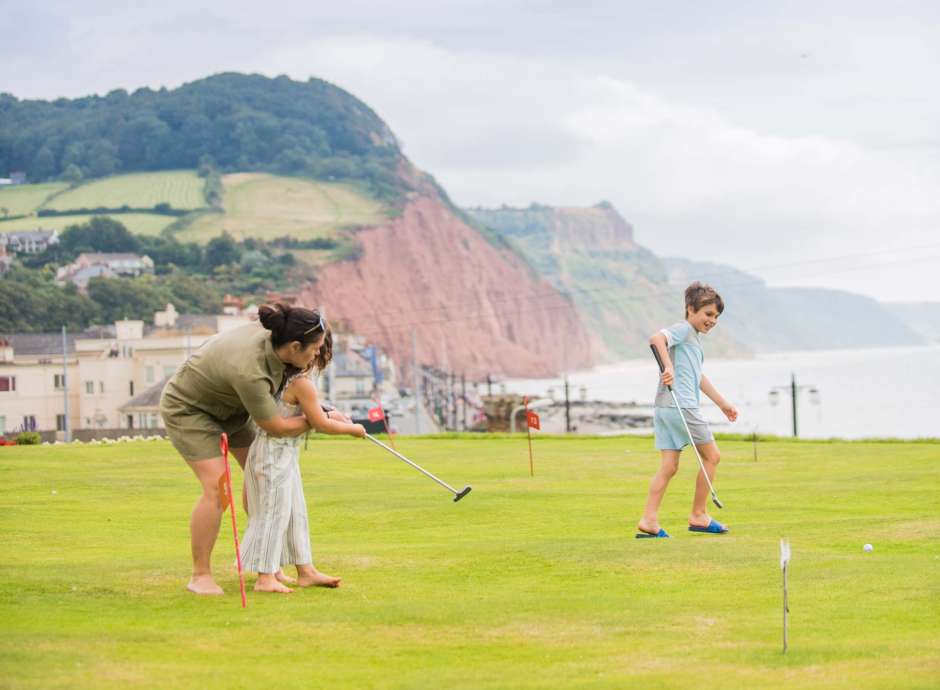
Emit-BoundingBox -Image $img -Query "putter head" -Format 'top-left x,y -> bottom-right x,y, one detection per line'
712,495 -> 724,509
453,486 -> 472,502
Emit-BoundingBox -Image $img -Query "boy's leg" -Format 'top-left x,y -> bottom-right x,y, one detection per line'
637,450 -> 680,534
690,441 -> 723,527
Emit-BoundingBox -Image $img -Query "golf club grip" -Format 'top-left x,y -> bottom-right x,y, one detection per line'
650,344 -> 666,372
649,344 -> 672,391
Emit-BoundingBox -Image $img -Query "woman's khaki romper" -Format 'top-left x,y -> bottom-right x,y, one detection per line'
160,323 -> 287,461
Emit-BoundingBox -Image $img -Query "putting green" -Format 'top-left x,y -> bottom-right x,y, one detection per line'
0,435 -> 937,689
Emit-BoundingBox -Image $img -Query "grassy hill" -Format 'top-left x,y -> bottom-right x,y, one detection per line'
0,182 -> 67,217
0,170 -> 389,248
0,172 -> 204,238
43,171 -> 206,211
175,172 -> 388,244
1,435 -> 937,689
0,212 -> 175,236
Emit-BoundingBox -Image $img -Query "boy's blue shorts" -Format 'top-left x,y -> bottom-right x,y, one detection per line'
654,407 -> 714,450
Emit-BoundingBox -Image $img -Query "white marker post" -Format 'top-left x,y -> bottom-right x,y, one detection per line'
780,538 -> 791,653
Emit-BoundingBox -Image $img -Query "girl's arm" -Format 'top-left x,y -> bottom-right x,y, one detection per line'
649,332 -> 674,387
293,377 -> 366,437
700,374 -> 738,422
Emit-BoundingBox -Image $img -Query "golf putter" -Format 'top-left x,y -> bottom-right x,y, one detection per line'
365,433 -> 472,502
650,345 -> 724,509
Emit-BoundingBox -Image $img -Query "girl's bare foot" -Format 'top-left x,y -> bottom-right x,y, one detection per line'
187,574 -> 224,595
275,569 -> 296,585
296,565 -> 342,588
254,573 -> 293,593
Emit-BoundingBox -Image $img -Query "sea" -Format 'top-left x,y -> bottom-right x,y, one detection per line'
503,345 -> 940,440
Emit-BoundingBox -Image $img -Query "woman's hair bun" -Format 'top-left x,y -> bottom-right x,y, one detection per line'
258,303 -> 290,335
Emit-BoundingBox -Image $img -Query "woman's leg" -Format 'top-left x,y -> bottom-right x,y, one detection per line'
690,442 -> 723,527
637,450 -> 680,534
186,456 -> 228,595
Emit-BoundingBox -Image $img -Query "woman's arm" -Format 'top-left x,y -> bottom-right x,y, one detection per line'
293,378 -> 365,437
254,414 -> 311,438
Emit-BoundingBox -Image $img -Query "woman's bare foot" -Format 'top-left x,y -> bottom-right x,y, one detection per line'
187,574 -> 224,595
275,569 -> 296,585
636,518 -> 661,536
254,573 -> 293,593
296,565 -> 342,588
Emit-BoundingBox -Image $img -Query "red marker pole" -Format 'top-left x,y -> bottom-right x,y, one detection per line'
524,396 -> 534,477
219,433 -> 247,608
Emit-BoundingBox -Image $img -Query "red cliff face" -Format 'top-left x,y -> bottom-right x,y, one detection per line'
299,196 -> 593,379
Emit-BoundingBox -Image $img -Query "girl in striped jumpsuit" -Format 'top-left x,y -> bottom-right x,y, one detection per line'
240,333 -> 365,593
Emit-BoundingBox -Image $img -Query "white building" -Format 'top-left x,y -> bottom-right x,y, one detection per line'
0,309 -> 394,436
57,253 -> 154,288
2,229 -> 59,254
0,314 -> 247,436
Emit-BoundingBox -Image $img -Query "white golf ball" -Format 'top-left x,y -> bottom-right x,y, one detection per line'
51,489 -> 57,495
863,543 -> 873,552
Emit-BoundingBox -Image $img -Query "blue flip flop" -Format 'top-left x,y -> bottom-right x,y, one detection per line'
635,528 -> 670,539
688,519 -> 728,534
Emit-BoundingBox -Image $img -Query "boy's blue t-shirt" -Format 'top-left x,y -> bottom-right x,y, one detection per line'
654,321 -> 703,408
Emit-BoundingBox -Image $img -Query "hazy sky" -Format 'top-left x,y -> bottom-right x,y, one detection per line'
4,1 -> 939,301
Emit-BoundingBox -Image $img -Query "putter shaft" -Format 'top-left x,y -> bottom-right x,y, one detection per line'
651,344 -> 723,509
365,433 -> 463,497
669,389 -> 723,508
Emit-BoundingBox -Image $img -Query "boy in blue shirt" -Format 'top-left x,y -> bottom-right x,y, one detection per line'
636,282 -> 738,538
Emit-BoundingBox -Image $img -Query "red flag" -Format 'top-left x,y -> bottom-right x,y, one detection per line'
526,410 -> 540,430
368,407 -> 385,422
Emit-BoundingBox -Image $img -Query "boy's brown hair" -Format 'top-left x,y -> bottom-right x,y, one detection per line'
685,282 -> 724,317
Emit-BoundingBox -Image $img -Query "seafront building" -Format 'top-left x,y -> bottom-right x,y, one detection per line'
0,306 -> 392,438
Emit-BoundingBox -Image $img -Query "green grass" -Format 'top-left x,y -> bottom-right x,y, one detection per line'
0,182 -> 67,216
1,436 -> 937,689
43,171 -> 207,211
174,173 -> 388,244
0,213 -> 175,236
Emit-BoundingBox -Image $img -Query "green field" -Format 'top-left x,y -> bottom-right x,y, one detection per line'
1,436 -> 937,689
0,182 -> 67,216
175,173 -> 388,244
0,213 -> 175,236
44,171 -> 207,211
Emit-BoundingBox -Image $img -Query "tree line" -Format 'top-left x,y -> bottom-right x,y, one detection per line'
0,72 -> 408,201
1,217 -> 311,333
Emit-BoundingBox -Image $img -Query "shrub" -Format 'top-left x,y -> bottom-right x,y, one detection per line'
16,432 -> 41,445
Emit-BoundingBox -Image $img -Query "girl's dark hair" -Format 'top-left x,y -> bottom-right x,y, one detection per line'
685,282 -> 724,316
258,303 -> 329,350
